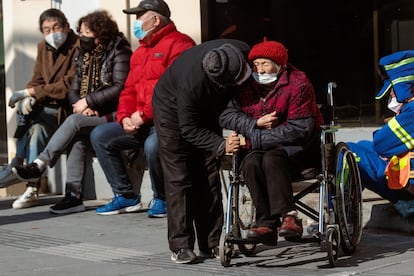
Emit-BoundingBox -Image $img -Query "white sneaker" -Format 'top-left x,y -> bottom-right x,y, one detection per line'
12,186 -> 39,209
124,202 -> 143,213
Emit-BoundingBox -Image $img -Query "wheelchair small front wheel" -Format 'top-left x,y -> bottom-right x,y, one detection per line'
219,233 -> 233,267
326,227 -> 339,267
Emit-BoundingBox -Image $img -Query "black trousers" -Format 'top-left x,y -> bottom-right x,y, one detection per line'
241,146 -> 296,229
154,120 -> 223,252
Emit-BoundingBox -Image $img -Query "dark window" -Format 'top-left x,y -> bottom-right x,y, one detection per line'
201,0 -> 414,126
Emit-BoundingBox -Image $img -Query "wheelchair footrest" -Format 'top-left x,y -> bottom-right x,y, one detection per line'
284,235 -> 321,244
226,236 -> 260,245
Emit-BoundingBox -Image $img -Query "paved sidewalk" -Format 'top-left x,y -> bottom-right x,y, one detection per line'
1,189 -> 414,276
2,126 -> 414,275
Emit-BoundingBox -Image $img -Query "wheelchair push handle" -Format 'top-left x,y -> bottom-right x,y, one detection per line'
231,152 -> 241,183
327,82 -> 337,107
326,82 -> 337,126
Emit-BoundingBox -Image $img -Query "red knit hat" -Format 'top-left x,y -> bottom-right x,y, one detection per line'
248,37 -> 288,65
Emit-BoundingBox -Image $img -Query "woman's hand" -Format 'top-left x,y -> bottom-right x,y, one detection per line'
257,111 -> 278,129
73,98 -> 88,114
81,107 -> 98,117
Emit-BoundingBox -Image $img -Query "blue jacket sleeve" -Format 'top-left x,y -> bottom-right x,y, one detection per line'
373,103 -> 414,158
219,98 -> 257,137
250,117 -> 315,150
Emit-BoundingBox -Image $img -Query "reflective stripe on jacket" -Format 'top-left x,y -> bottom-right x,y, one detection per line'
373,101 -> 414,158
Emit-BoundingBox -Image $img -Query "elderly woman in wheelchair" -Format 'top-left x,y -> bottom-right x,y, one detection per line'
219,38 -> 324,246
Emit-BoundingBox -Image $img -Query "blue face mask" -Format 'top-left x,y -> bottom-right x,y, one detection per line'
133,17 -> 155,40
133,19 -> 148,40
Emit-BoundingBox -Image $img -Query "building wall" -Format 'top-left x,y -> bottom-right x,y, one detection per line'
1,0 -> 201,196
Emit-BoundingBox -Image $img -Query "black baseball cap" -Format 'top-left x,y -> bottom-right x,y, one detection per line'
123,0 -> 171,18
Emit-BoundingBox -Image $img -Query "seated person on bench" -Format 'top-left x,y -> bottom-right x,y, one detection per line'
347,50 -> 414,218
219,38 -> 323,244
13,10 -> 132,214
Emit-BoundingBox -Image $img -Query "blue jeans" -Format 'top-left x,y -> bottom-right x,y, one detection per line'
16,107 -> 59,164
143,127 -> 165,200
90,122 -> 164,198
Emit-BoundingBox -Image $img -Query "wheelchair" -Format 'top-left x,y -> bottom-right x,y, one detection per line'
219,82 -> 363,267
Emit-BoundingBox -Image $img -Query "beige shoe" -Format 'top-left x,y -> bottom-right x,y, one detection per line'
12,186 -> 39,209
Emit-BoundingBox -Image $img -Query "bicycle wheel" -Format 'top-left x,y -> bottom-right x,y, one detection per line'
334,142 -> 363,254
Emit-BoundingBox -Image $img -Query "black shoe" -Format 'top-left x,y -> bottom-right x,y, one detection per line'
199,246 -> 219,259
171,249 -> 197,264
49,194 -> 85,214
12,163 -> 43,182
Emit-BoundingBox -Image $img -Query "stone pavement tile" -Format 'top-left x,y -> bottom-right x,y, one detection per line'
360,189 -> 414,234
293,184 -> 385,230
365,203 -> 414,234
2,193 -> 414,275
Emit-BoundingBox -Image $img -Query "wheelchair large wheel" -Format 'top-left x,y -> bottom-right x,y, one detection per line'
334,142 -> 363,255
235,183 -> 256,256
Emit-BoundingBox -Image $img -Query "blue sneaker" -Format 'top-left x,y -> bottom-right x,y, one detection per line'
96,194 -> 142,215
147,198 -> 167,218
394,199 -> 414,218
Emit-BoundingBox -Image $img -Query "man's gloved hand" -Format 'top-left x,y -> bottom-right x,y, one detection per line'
8,89 -> 30,108
17,96 -> 36,115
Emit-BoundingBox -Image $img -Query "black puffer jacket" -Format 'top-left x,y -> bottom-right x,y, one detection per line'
153,39 -> 250,156
68,33 -> 132,116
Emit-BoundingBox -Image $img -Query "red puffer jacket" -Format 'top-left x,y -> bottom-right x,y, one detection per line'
116,22 -> 195,125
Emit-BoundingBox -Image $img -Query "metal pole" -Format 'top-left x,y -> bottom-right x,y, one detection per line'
373,7 -> 381,124
125,0 -> 131,43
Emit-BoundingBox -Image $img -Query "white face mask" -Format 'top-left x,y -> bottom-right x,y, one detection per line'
252,72 -> 278,84
387,96 -> 403,113
45,32 -> 67,49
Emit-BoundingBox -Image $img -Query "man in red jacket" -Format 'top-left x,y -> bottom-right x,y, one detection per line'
90,0 -> 195,216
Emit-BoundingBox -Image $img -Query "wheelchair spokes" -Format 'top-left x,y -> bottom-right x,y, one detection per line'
334,142 -> 363,255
